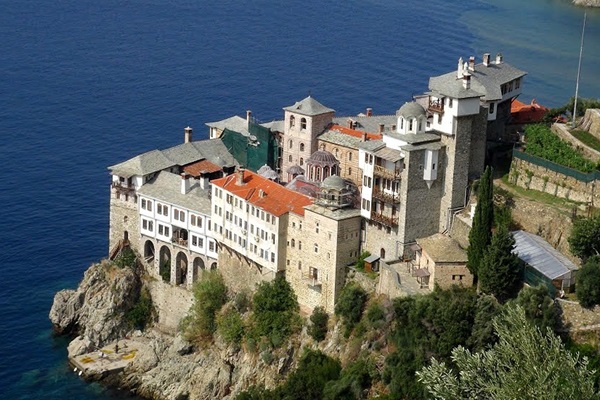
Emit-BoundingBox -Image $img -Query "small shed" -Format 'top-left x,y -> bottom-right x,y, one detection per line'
364,254 -> 380,272
415,233 -> 472,290
511,230 -> 579,296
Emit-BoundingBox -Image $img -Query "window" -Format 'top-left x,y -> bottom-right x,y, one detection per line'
290,115 -> 295,128
489,103 -> 495,114
348,167 -> 352,175
142,219 -> 154,232
300,118 -> 307,129
316,223 -> 319,233
271,233 -> 275,244
271,253 -> 275,263
309,267 -> 318,280
289,139 -> 293,149
452,274 -> 464,281
409,119 -> 413,131
288,155 -> 292,162
300,143 -> 305,152
191,235 -> 204,248
291,239 -> 295,248
298,261 -> 302,270
158,224 -> 169,237
299,221 -> 302,230
314,243 -> 319,253
515,78 -> 521,89
209,241 -> 215,252
298,241 -> 302,250
400,118 -> 404,129
448,98 -> 453,107
348,152 -> 352,161
300,157 -> 304,166
365,153 -> 369,163
226,194 -> 233,204
191,214 -> 202,227
173,209 -> 185,223
141,198 -> 153,212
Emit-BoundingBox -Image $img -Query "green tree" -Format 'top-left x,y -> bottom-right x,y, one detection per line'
576,256 -> 600,308
479,225 -> 523,303
417,305 -> 598,400
468,166 -> 494,277
511,285 -> 559,331
466,294 -> 501,352
251,276 -> 299,346
308,306 -> 329,342
323,358 -> 374,400
217,307 -> 245,345
335,283 -> 368,336
181,271 -> 228,342
569,216 -> 600,261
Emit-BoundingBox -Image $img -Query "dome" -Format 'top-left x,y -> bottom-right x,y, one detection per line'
307,150 -> 339,167
286,165 -> 305,175
396,101 -> 426,119
321,175 -> 346,191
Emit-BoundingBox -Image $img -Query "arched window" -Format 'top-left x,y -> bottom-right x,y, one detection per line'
334,148 -> 339,158
409,119 -> 414,131
289,139 -> 293,149
348,152 -> 352,161
290,115 -> 295,128
314,243 -> 319,253
300,157 -> 304,166
300,118 -> 307,130
298,241 -> 302,250
300,143 -> 305,152
291,239 -> 295,248
348,167 -> 352,175
400,117 -> 404,129
380,248 -> 386,259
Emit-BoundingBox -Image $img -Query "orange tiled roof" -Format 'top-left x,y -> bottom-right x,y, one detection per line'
212,170 -> 313,216
183,159 -> 222,176
330,124 -> 383,140
511,99 -> 548,124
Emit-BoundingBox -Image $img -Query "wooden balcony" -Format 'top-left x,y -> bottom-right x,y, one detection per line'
373,165 -> 401,180
371,212 -> 398,227
304,273 -> 322,288
373,188 -> 400,204
428,100 -> 444,114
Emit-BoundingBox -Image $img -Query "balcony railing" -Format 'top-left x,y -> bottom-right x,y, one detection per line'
304,273 -> 322,288
371,212 -> 398,227
428,100 -> 444,114
373,165 -> 401,180
373,188 -> 400,204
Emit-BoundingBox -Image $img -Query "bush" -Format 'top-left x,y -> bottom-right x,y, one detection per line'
511,285 -> 559,331
115,247 -> 136,268
576,256 -> 600,308
308,306 -> 329,342
217,307 -> 245,345
125,286 -> 154,330
234,290 -> 251,313
335,283 -> 368,336
181,271 -> 228,343
159,260 -> 170,282
355,251 -> 371,272
323,358 -> 374,400
569,216 -> 600,262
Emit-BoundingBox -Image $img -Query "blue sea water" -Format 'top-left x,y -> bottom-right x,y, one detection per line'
0,0 -> 598,398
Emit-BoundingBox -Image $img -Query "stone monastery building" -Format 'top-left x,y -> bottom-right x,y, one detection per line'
108,53 -> 526,312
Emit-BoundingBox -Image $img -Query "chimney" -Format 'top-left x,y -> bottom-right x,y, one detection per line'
468,56 -> 475,71
495,53 -> 503,64
378,123 -> 384,134
181,173 -> 191,194
347,119 -> 353,129
199,176 -> 209,190
236,168 -> 245,186
462,72 -> 471,90
366,107 -> 373,117
246,110 -> 252,125
362,132 -> 367,142
392,124 -> 396,131
457,57 -> 464,79
483,53 -> 490,66
184,126 -> 193,143
259,189 -> 265,198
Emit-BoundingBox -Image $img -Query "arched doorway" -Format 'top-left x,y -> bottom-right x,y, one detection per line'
123,231 -> 129,243
193,257 -> 205,283
144,240 -> 155,263
380,248 -> 386,260
176,252 -> 188,286
159,246 -> 171,283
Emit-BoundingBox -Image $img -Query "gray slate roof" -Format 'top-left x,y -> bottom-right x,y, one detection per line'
374,147 -> 403,162
332,115 -> 397,133
261,120 -> 284,132
205,116 -> 251,136
417,233 -> 467,263
429,61 -> 526,101
401,141 -> 445,152
396,102 -> 426,118
512,230 -> 578,280
385,132 -> 441,145
108,139 -> 236,177
283,96 -> 335,116
137,171 -> 212,214
358,139 -> 386,152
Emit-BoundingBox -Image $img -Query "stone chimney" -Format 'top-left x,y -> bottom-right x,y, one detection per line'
258,189 -> 266,198
362,132 -> 367,142
184,126 -> 193,143
496,53 -> 503,64
483,53 -> 491,67
181,173 -> 191,194
457,57 -> 464,79
236,168 -> 245,186
378,123 -> 384,134
199,176 -> 209,190
347,119 -> 353,129
366,108 -> 373,117
462,71 -> 471,90
246,110 -> 252,125
468,56 -> 475,71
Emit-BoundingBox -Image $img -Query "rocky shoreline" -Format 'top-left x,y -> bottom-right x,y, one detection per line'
573,0 -> 600,7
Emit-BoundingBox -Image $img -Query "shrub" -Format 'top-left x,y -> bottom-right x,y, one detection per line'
335,283 -> 368,336
115,247 -> 137,268
125,286 -> 154,330
569,216 -> 600,262
323,358 -> 374,400
181,271 -> 228,343
355,251 -> 371,272
159,260 -> 171,282
234,290 -> 251,313
217,307 -> 245,345
576,256 -> 600,308
308,306 -> 329,342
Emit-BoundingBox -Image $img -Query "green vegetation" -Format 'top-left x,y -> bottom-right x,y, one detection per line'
511,285 -> 559,331
523,124 -> 598,173
308,306 -> 329,342
217,306 -> 245,346
335,283 -> 368,337
575,256 -> 600,308
181,271 -> 228,343
569,216 -> 600,261
468,166 -> 494,277
544,97 -> 600,122
417,305 -> 599,400
322,358 -> 374,400
159,260 -> 170,282
249,276 -> 300,348
572,129 -> 600,152
115,247 -> 136,268
125,286 -> 154,330
479,225 -> 523,303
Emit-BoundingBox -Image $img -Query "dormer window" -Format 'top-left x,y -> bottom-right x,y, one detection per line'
409,119 -> 414,131
400,118 -> 404,130
489,103 -> 495,114
301,118 -> 307,130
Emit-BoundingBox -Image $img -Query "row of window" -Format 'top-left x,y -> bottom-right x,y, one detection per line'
143,198 -> 207,228
289,115 -> 307,130
141,219 -> 216,253
362,199 -> 371,211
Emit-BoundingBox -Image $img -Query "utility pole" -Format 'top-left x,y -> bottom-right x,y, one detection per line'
573,11 -> 587,128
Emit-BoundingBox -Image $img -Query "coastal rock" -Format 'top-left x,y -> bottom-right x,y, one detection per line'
573,0 -> 600,7
49,260 -> 142,349
68,336 -> 93,357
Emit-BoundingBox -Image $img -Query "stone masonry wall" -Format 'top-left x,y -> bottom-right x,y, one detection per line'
216,245 -> 278,295
109,188 -> 139,253
552,123 -> 600,162
319,140 -> 361,188
510,157 -> 599,205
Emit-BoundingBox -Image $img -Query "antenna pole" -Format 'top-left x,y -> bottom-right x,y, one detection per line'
573,11 -> 587,128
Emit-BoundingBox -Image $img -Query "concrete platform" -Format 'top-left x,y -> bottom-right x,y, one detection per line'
70,338 -> 144,379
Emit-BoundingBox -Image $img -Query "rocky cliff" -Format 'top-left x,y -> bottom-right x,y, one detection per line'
573,0 -> 600,7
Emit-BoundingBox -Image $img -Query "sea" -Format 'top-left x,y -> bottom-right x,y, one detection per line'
0,0 -> 598,398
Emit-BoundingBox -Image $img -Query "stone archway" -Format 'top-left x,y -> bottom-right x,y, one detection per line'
193,257 -> 205,283
175,252 -> 188,286
210,262 -> 217,270
159,246 -> 171,283
144,240 -> 155,263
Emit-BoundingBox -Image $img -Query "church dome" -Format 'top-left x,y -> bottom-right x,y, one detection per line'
321,175 -> 346,191
396,101 -> 426,119
307,150 -> 338,167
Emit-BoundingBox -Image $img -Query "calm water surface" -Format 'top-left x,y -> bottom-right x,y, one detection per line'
0,0 -> 598,398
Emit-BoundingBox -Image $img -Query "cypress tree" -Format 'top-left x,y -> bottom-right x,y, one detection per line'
467,166 -> 494,278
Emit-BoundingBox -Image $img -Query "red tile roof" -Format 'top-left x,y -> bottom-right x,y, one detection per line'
212,170 -> 313,216
183,159 -> 222,176
330,124 -> 383,140
511,99 -> 548,124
